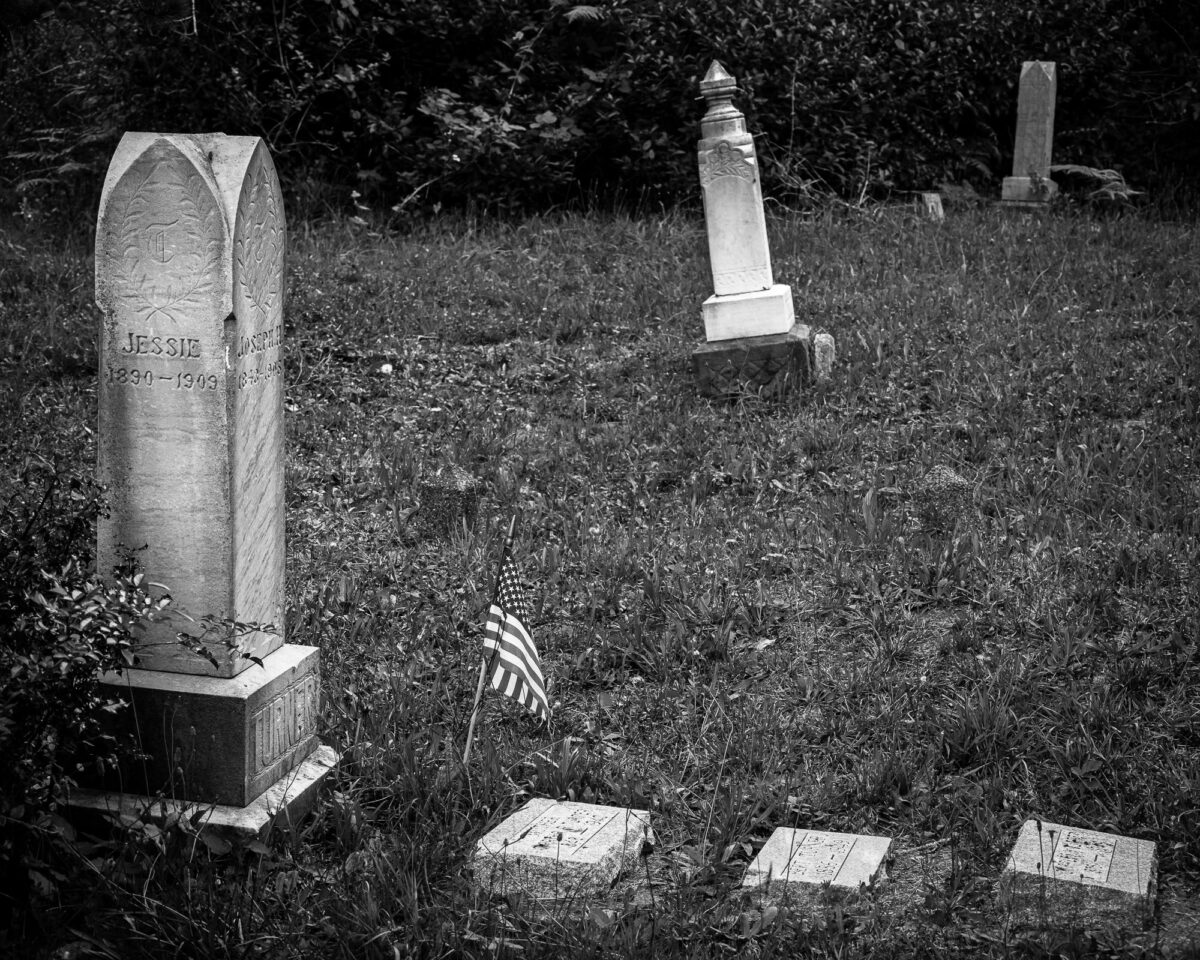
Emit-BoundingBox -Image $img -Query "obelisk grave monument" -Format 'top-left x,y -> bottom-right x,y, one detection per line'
76,133 -> 335,833
1001,61 -> 1057,206
691,61 -> 813,396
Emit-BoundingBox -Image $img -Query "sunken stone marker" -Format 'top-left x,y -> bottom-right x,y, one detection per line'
917,192 -> 945,222
999,819 -> 1156,931
82,132 -> 335,829
741,828 -> 891,905
418,465 -> 481,539
1001,62 -> 1057,206
473,798 -> 651,899
691,61 -> 814,397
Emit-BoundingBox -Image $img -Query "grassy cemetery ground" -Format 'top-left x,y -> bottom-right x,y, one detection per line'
1,202 -> 1198,957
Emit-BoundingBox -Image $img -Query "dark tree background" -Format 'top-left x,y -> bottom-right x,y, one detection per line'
1,0 -> 1197,217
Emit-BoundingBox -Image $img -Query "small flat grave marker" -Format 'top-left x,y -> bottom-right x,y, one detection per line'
999,819 -> 1157,931
473,799 -> 650,900
742,828 -> 891,904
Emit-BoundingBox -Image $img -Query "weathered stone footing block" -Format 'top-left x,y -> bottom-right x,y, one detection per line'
999,820 -> 1157,931
693,325 -> 812,397
473,799 -> 651,900
69,744 -> 338,840
742,828 -> 891,905
94,644 -> 321,806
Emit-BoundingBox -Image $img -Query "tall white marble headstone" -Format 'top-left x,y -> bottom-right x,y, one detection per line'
691,61 -> 816,397
96,133 -> 286,677
1001,62 -> 1057,204
86,133 -> 334,820
697,61 -> 795,341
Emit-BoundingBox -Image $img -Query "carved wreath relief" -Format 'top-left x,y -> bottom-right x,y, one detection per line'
699,140 -> 756,187
234,152 -> 284,391
237,154 -> 283,319
108,150 -> 222,327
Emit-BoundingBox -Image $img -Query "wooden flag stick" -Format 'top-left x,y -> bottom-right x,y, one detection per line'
461,658 -> 488,766
462,514 -> 518,767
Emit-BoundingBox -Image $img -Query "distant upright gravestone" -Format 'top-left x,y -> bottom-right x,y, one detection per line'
690,60 -> 816,397
1001,61 -> 1057,206
81,133 -> 335,828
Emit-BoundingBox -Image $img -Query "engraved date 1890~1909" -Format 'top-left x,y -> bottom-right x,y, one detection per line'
104,367 -> 219,390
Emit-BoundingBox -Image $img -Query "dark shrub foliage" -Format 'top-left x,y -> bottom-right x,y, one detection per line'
0,458 -> 154,929
1,0 -> 1197,214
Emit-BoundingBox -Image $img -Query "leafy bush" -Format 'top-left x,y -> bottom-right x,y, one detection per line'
0,457 -> 156,929
0,0 -> 1196,215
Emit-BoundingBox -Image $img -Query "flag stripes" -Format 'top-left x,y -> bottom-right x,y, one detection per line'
484,603 -> 549,723
482,550 -> 550,724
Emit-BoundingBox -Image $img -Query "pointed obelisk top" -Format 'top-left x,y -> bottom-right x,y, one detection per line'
699,60 -> 741,129
1021,60 -> 1056,82
703,60 -> 732,84
700,60 -> 737,99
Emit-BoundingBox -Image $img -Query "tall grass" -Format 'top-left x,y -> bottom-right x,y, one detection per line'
0,202 -> 1197,958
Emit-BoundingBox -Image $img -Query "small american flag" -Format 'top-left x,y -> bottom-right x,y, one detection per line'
483,552 -> 550,724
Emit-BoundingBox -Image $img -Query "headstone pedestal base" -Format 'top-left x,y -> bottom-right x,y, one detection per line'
693,325 -> 812,398
702,284 -> 795,342
1001,176 -> 1058,205
91,644 -> 323,807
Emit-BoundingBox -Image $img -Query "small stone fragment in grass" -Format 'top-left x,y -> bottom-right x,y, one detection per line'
813,333 -> 836,381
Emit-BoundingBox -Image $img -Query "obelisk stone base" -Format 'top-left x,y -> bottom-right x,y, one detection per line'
473,798 -> 651,900
998,820 -> 1157,932
93,644 -> 322,806
68,744 -> 338,840
1001,176 -> 1058,206
702,283 -> 795,341
693,325 -> 812,397
741,828 -> 892,906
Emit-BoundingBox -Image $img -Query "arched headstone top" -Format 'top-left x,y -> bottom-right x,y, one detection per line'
233,140 -> 286,332
96,135 -> 230,328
